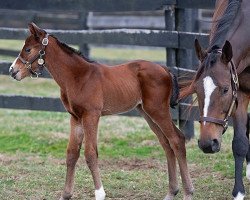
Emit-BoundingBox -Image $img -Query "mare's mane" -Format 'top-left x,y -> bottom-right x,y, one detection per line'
194,0 -> 242,80
209,0 -> 241,51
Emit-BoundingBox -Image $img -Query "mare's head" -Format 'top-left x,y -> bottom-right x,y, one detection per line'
191,39 -> 238,153
9,23 -> 48,81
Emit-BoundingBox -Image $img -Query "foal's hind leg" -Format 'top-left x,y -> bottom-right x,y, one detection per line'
137,105 -> 179,199
171,123 -> 194,200
142,103 -> 193,200
60,116 -> 84,200
82,111 -> 105,200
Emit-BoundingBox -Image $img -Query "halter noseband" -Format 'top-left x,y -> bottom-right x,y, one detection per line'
18,34 -> 49,78
199,49 -> 239,134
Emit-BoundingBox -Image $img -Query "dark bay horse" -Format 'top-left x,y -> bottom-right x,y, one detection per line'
9,23 -> 193,200
180,0 -> 250,199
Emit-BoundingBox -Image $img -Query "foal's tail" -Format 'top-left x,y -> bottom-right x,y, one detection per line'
161,66 -> 179,108
169,72 -> 179,108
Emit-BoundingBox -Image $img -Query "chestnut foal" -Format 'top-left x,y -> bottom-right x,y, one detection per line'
9,23 -> 193,200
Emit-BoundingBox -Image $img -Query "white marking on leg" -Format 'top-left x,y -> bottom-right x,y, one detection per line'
95,185 -> 106,200
234,192 -> 245,200
246,163 -> 250,181
203,76 -> 217,124
9,57 -> 18,72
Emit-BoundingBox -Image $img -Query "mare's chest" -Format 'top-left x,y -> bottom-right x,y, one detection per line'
239,66 -> 250,95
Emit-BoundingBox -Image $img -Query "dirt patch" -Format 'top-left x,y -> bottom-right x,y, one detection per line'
99,158 -> 167,171
0,153 -> 18,164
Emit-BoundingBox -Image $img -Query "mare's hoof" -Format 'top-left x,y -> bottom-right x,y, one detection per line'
246,163 -> 250,181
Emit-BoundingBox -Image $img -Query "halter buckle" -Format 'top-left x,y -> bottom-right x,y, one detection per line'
42,37 -> 49,46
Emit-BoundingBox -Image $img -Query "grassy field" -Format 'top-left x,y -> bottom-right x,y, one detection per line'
0,39 -> 249,199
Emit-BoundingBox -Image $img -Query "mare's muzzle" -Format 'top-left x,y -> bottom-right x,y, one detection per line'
198,138 -> 220,153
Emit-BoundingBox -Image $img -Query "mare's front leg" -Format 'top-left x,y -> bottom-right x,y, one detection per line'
82,111 -> 105,200
232,92 -> 249,200
60,116 -> 84,200
245,114 -> 250,181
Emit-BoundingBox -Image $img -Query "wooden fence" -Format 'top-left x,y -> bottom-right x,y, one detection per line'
0,0 -> 216,135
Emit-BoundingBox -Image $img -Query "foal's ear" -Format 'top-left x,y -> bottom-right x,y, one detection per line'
28,22 -> 46,38
221,40 -> 233,64
194,39 -> 207,61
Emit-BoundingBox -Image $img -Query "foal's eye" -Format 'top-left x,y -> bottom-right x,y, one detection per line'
222,87 -> 229,95
25,48 -> 31,53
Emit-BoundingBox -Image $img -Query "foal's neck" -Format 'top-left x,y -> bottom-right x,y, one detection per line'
44,37 -> 93,90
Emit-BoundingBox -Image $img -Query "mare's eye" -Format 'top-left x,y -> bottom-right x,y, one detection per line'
222,87 -> 229,95
25,48 -> 31,53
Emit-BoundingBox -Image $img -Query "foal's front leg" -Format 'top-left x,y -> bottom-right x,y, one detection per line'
82,111 -> 105,200
60,116 -> 84,200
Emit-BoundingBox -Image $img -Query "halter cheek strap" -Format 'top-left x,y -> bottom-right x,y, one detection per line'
199,58 -> 239,134
18,34 -> 49,78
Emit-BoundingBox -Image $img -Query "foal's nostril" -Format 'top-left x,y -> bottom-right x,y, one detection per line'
10,69 -> 19,78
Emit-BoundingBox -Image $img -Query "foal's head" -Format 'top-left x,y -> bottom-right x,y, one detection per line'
9,23 -> 48,81
192,39 -> 237,153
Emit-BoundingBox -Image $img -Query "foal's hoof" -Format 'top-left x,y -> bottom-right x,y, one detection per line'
59,192 -> 72,200
95,186 -> 106,200
163,195 -> 174,200
164,189 -> 179,200
183,195 -> 192,200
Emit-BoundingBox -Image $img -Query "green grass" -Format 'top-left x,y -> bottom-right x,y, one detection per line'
91,46 -> 166,62
0,76 -> 59,97
0,109 -> 249,199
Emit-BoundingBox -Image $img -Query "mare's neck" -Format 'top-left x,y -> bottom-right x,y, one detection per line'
44,37 -> 92,90
212,0 -> 250,67
228,0 -> 250,67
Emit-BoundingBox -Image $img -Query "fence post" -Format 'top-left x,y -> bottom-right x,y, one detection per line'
164,6 -> 178,125
175,8 -> 195,137
78,11 -> 89,57
164,6 -> 176,68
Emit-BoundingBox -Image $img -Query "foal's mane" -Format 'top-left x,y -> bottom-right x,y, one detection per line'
50,34 -> 95,63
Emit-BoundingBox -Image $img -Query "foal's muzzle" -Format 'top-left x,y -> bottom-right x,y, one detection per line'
198,139 -> 220,154
9,67 -> 19,79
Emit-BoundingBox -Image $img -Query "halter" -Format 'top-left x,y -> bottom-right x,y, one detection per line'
199,50 -> 239,134
18,34 -> 49,78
